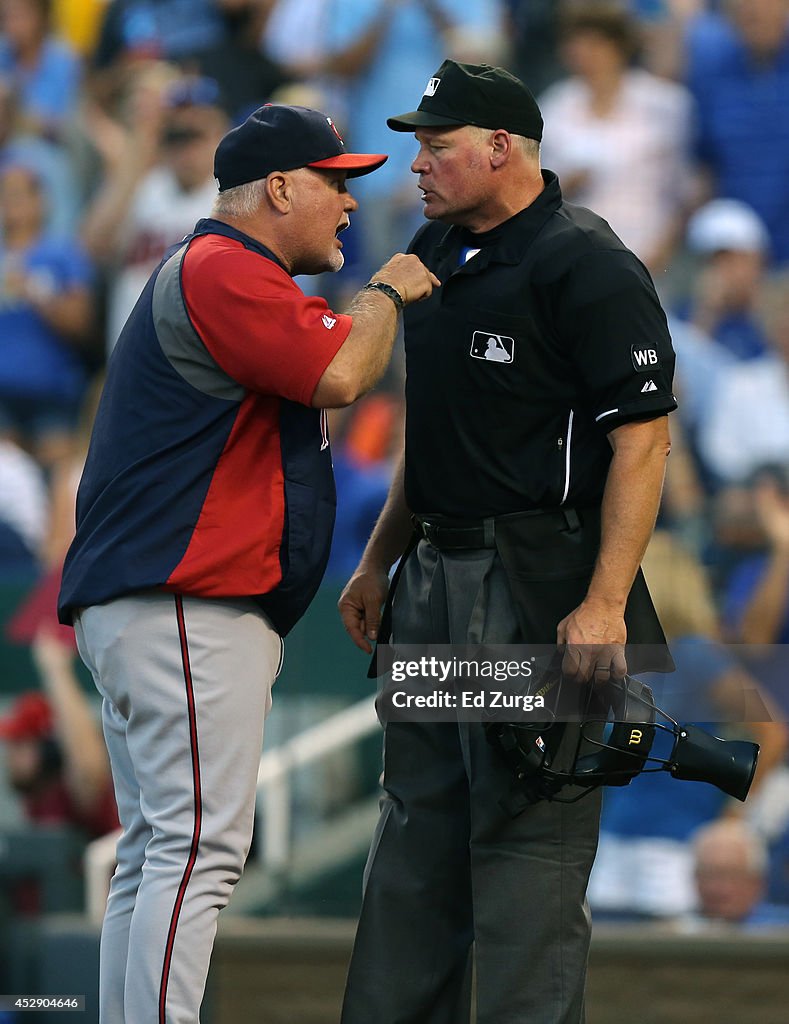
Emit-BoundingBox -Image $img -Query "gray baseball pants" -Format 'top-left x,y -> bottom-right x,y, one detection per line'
75,592 -> 281,1024
341,541 -> 602,1024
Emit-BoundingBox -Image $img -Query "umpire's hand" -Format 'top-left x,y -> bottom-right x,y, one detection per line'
339,563 -> 391,654
556,597 -> 627,685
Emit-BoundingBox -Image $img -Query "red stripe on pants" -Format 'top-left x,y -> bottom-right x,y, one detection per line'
159,595 -> 203,1023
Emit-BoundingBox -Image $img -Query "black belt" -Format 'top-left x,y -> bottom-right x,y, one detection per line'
411,508 -> 581,551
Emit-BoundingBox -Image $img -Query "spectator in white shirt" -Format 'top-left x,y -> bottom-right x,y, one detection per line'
539,2 -> 695,274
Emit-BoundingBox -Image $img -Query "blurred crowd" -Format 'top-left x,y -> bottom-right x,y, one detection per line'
1,0 -> 789,930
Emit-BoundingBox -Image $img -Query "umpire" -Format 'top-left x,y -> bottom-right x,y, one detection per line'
57,105 -> 437,1024
338,61 -> 677,1024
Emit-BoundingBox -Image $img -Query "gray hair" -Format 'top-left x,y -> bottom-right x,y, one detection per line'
512,134 -> 541,161
211,178 -> 268,219
693,819 -> 768,877
465,124 -> 540,161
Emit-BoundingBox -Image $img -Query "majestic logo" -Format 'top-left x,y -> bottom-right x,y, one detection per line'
470,331 -> 515,363
424,77 -> 441,97
641,379 -> 658,393
326,117 -> 343,144
322,314 -> 337,330
631,345 -> 660,371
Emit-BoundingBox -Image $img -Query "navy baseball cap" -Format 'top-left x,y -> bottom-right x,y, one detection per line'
387,59 -> 543,141
214,104 -> 387,192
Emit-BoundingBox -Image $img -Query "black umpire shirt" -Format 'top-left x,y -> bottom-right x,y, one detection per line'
403,170 -> 677,519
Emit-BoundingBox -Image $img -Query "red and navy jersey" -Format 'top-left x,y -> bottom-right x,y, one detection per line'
58,219 -> 350,635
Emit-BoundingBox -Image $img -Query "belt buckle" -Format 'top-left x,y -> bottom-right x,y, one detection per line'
421,520 -> 438,545
412,514 -> 433,543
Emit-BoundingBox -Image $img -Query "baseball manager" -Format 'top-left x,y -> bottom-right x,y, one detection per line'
339,61 -> 677,1024
57,104 -> 438,1024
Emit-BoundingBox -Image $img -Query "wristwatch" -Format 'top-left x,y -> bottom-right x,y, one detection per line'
362,280 -> 405,312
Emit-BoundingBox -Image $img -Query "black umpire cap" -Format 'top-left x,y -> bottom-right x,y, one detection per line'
387,59 -> 543,141
214,104 -> 388,192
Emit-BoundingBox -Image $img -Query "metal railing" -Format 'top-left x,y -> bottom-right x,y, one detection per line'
255,696 -> 379,870
83,696 -> 380,924
84,826 -> 121,926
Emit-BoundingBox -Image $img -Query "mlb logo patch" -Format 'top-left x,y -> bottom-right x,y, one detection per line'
424,77 -> 441,97
470,331 -> 515,363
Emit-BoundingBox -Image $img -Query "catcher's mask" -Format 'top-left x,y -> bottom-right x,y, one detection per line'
485,673 -> 759,811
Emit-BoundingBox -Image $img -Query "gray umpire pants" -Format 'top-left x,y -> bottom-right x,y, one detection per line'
75,592 -> 281,1024
341,541 -> 602,1024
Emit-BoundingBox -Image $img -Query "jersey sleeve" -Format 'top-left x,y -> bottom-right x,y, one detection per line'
181,239 -> 351,406
557,249 -> 678,431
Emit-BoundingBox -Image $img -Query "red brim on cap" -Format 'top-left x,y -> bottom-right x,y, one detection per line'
308,153 -> 388,178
